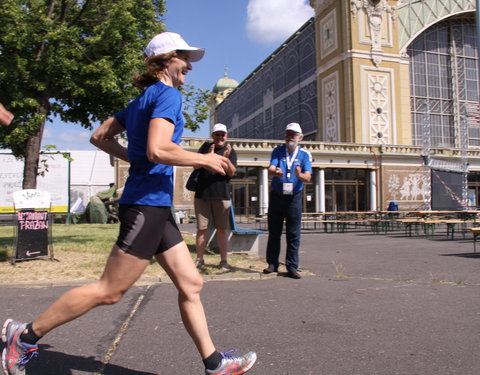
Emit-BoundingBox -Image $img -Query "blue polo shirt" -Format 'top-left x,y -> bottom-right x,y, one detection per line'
115,81 -> 184,207
270,145 -> 312,195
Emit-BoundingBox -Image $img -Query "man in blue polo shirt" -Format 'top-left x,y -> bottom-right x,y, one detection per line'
264,123 -> 312,279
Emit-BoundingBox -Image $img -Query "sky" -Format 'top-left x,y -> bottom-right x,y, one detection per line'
41,0 -> 314,151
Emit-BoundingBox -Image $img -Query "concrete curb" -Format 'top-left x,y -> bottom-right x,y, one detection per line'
0,270 -> 284,289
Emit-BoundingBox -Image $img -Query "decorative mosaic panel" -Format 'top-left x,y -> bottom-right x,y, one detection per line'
383,165 -> 430,211
321,71 -> 339,142
352,0 -> 394,49
172,167 -> 194,207
361,67 -> 394,144
320,8 -> 337,59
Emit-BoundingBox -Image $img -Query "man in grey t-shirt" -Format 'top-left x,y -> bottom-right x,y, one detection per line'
194,123 -> 237,271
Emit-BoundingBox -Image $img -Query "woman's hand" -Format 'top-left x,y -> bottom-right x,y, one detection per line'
0,103 -> 14,126
201,152 -> 229,175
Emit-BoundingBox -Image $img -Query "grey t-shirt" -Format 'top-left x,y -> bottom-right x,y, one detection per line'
194,142 -> 237,200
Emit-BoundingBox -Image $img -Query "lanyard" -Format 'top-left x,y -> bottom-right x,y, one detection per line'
285,147 -> 299,180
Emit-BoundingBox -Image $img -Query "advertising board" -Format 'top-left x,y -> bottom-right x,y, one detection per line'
0,153 -> 70,213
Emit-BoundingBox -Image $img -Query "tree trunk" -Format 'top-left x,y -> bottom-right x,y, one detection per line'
22,121 -> 45,189
22,90 -> 50,189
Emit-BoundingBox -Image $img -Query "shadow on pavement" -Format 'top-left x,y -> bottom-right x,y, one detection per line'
440,252 -> 480,259
2,344 -> 156,375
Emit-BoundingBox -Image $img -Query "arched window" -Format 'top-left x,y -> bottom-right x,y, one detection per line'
408,16 -> 478,147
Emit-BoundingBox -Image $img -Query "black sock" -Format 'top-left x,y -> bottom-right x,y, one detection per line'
203,350 -> 223,370
19,323 -> 42,345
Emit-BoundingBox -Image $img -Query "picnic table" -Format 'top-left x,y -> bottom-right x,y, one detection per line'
422,219 -> 472,239
395,218 -> 425,236
469,227 -> 480,253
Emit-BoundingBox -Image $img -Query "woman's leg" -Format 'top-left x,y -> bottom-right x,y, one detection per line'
155,242 -> 215,359
32,245 -> 150,337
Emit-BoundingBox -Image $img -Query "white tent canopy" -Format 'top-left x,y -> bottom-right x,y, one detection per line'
68,150 -> 115,208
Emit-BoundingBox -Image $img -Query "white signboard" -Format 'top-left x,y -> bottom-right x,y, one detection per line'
13,190 -> 51,210
0,153 -> 70,213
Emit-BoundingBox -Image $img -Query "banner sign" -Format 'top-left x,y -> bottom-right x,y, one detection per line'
15,210 -> 50,260
0,153 -> 70,213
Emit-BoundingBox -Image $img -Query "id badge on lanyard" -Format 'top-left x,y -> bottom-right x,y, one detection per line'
283,182 -> 293,195
283,147 -> 299,195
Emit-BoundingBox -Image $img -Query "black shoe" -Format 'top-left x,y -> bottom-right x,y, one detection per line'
287,270 -> 301,279
263,266 -> 277,274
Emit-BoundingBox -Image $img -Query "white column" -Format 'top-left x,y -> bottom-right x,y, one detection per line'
315,169 -> 325,212
259,167 -> 269,216
370,169 -> 377,211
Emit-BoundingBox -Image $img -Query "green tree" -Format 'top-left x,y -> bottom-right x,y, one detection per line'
0,0 -> 170,189
181,84 -> 212,132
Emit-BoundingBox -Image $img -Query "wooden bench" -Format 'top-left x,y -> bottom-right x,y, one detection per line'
302,219 -> 362,232
344,219 -> 383,233
207,204 -> 264,256
301,219 -> 378,233
301,219 -> 343,232
395,218 -> 425,237
423,219 -> 470,239
228,205 -> 264,255
254,216 -> 268,231
468,227 -> 480,253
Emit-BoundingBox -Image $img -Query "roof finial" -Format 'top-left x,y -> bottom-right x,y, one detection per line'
224,66 -> 228,78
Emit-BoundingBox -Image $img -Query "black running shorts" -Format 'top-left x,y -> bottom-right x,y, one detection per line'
116,204 -> 184,259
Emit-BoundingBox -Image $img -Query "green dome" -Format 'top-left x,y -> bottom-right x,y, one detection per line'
212,73 -> 238,94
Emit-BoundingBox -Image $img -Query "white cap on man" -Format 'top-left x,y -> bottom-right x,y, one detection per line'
285,122 -> 302,134
144,32 -> 205,62
212,123 -> 228,133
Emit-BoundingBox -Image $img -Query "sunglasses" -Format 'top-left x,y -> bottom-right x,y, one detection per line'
285,131 -> 300,137
213,133 -> 226,137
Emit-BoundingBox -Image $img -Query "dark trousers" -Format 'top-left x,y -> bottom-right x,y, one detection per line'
266,191 -> 302,272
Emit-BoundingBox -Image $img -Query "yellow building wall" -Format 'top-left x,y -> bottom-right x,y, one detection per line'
312,0 -> 413,146
396,60 -> 413,145
344,1 -> 412,145
312,0 -> 352,142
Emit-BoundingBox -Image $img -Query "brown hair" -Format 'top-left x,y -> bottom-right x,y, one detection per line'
133,51 -> 177,88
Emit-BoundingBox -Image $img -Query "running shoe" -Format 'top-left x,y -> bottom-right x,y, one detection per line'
205,349 -> 257,375
1,319 -> 38,375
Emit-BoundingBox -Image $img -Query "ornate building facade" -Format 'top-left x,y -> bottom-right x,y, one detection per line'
199,0 -> 479,215
117,1 -> 480,216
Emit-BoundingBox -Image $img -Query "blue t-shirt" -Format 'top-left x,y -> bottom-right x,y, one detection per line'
270,145 -> 312,195
115,81 -> 184,207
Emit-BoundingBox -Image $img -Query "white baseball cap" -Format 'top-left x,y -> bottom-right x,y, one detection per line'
212,123 -> 228,133
285,122 -> 302,134
144,32 -> 205,62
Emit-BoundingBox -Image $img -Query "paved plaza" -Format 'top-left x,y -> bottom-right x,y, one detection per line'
1,226 -> 479,374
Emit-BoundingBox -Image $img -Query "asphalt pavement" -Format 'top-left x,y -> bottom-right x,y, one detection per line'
1,224 -> 479,375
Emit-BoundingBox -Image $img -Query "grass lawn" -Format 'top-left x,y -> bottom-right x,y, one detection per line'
0,224 -> 265,284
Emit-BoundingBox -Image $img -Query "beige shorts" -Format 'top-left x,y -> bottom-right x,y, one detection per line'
194,198 -> 230,230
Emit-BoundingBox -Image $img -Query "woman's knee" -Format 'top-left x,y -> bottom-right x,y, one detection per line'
191,272 -> 204,293
102,291 -> 125,305
179,272 -> 204,299
93,282 -> 127,305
